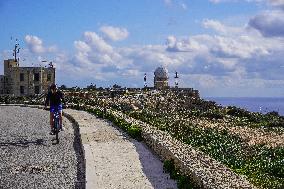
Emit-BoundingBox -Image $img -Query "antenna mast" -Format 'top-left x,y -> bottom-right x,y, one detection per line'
144,73 -> 147,88
12,38 -> 20,62
174,71 -> 179,88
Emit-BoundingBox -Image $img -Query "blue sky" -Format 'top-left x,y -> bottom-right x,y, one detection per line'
0,0 -> 284,97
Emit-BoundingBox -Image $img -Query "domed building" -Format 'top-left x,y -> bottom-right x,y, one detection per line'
154,66 -> 169,89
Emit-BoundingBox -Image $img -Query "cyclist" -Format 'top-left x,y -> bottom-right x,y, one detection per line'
44,84 -> 65,135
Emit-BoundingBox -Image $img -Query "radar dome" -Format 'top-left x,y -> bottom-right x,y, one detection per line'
154,66 -> 169,79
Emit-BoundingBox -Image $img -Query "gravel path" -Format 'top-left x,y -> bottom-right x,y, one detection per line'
0,106 -> 85,189
65,109 -> 177,189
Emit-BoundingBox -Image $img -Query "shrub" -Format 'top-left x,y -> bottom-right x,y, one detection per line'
226,106 -> 251,118
200,110 -> 224,119
163,159 -> 198,189
127,125 -> 142,141
266,111 -> 279,117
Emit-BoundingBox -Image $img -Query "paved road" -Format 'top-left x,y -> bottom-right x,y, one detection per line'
0,106 -> 85,189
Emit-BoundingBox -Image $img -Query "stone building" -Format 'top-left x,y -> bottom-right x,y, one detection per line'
0,59 -> 55,96
154,66 -> 169,89
152,66 -> 199,98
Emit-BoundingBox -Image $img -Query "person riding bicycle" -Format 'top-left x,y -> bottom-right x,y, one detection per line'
44,84 -> 65,135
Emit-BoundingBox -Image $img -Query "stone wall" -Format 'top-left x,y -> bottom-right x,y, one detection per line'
108,109 -> 256,189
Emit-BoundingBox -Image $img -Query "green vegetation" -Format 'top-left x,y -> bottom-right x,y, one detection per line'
1,91 -> 284,189
128,110 -> 284,189
226,106 -> 284,128
163,159 -> 198,189
64,94 -> 284,189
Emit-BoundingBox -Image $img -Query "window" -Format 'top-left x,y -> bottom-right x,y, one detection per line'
20,86 -> 25,94
47,73 -> 51,81
34,86 -> 40,94
20,73 -> 24,81
34,73 -> 40,81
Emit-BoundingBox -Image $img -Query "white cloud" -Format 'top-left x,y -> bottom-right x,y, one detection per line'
99,26 -> 129,41
21,23 -> 283,95
166,35 -> 208,52
14,6 -> 284,96
202,19 -> 243,35
25,35 -> 45,53
68,31 -> 129,81
210,35 -> 271,59
83,31 -> 113,54
74,41 -> 91,53
24,35 -> 56,54
49,28 -> 283,96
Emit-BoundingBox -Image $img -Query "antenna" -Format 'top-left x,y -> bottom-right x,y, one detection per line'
174,71 -> 179,88
144,73 -> 147,88
49,61 -> 54,68
12,38 -> 20,62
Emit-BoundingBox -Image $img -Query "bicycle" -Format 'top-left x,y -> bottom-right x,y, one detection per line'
53,107 -> 61,143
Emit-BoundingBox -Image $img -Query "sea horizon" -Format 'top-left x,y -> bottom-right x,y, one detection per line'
203,96 -> 284,116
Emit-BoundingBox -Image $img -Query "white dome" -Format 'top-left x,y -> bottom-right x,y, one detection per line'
154,66 -> 168,79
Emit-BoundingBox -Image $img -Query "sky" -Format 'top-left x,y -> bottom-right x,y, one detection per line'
0,0 -> 284,97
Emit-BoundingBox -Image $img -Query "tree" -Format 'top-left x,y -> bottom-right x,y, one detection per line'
59,85 -> 67,90
87,84 -> 96,90
113,84 -> 121,89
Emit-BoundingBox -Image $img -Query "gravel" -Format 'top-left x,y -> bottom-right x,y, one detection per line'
0,106 -> 85,189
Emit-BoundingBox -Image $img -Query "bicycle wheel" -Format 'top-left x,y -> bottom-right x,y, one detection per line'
55,118 -> 59,143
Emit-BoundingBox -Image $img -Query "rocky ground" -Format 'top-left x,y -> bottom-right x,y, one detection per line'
0,106 -> 85,189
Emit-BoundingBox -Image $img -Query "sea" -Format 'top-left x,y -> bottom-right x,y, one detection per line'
204,97 -> 284,116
